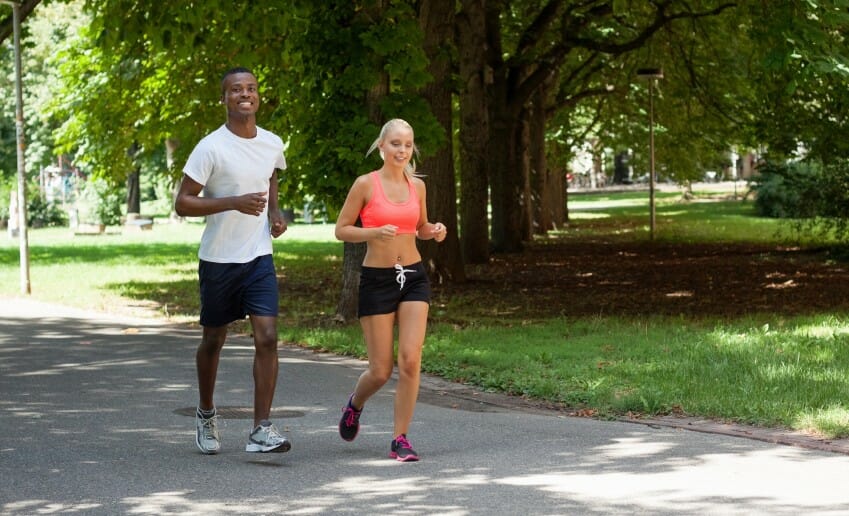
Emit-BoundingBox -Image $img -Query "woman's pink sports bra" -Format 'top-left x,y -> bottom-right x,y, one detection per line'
360,172 -> 420,234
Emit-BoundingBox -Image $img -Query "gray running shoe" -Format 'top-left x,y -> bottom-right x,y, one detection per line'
195,409 -> 221,455
245,420 -> 291,453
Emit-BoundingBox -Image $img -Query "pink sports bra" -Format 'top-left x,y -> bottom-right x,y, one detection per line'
360,172 -> 420,234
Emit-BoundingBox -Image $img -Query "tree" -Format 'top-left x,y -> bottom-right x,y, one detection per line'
743,1 -> 849,164
460,1 -> 738,253
417,0 -> 465,283
0,1 -> 85,222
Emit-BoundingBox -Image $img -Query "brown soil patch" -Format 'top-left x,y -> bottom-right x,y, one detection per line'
437,240 -> 849,320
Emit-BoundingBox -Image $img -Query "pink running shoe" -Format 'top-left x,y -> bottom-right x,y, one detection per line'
390,434 -> 419,462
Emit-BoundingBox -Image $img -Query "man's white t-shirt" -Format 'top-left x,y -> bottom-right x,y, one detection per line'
183,124 -> 286,263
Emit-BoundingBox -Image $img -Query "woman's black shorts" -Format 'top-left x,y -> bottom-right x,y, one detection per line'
358,261 -> 431,317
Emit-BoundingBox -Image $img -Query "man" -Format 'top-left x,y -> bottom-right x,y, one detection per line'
175,67 -> 290,455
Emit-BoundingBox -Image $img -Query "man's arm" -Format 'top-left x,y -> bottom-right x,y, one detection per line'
174,174 -> 268,217
268,170 -> 287,237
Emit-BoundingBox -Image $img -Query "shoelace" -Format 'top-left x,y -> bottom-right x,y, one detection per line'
254,423 -> 285,444
266,425 -> 284,442
199,415 -> 221,439
394,263 -> 415,290
395,435 -> 413,450
344,406 -> 361,426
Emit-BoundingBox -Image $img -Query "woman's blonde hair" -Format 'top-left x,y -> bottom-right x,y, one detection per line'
366,118 -> 421,177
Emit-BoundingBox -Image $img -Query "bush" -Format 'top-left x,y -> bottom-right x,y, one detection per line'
75,178 -> 123,226
752,158 -> 849,243
750,160 -> 822,219
802,158 -> 849,241
27,195 -> 67,227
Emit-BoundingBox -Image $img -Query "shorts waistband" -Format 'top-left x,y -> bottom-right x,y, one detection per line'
361,261 -> 424,273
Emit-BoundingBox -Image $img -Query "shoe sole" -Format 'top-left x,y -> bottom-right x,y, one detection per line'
196,434 -> 220,455
196,413 -> 220,454
245,441 -> 291,453
389,452 -> 419,462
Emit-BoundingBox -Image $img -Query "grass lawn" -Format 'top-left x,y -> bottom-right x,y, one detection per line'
3,188 -> 849,438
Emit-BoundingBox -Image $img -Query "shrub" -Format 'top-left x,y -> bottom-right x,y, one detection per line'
27,195 -> 67,227
75,178 -> 123,226
750,160 -> 822,219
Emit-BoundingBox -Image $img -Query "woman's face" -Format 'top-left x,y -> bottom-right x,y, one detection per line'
379,125 -> 414,168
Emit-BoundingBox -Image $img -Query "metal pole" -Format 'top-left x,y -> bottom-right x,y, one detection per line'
7,1 -> 30,294
648,80 -> 656,241
637,67 -> 662,242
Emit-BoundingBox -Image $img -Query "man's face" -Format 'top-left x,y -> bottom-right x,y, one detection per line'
221,72 -> 259,117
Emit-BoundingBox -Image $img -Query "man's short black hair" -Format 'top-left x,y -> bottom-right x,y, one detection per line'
221,67 -> 255,95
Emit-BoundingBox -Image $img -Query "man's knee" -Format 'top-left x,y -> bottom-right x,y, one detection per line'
199,327 -> 227,355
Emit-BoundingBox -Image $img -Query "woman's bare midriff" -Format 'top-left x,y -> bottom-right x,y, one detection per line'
363,234 -> 421,268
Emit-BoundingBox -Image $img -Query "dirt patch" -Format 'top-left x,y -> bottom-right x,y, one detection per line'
436,240 -> 849,320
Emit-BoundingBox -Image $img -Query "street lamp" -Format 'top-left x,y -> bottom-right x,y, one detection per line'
1,0 -> 29,293
637,67 -> 663,241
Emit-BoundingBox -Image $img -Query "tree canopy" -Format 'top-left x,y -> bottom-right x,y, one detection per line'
3,0 -> 849,263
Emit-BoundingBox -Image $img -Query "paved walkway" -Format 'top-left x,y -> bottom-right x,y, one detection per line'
2,297 -> 849,515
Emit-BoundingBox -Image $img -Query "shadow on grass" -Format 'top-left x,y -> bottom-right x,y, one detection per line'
0,240 -> 341,267
96,241 -> 343,322
103,278 -> 199,319
0,243 -> 199,267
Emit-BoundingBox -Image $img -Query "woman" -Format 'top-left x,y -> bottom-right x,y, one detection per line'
334,119 -> 447,462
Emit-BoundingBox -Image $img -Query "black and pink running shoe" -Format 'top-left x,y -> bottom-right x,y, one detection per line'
390,434 -> 419,462
339,394 -> 362,441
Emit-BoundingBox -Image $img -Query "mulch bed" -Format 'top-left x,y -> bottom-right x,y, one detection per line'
437,240 -> 849,319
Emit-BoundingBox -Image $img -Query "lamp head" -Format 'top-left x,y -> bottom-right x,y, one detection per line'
636,67 -> 664,79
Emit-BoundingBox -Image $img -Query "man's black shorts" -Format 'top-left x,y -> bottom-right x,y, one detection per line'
198,254 -> 278,327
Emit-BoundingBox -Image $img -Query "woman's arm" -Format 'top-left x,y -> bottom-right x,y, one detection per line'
414,180 -> 447,242
335,175 -> 383,243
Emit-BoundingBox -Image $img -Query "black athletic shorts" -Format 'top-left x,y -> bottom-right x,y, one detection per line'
358,261 -> 431,317
198,254 -> 279,327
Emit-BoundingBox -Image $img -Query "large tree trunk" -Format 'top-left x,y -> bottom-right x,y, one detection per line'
126,143 -> 141,215
519,107 -> 533,241
335,15 -> 389,323
334,240 -> 366,323
166,138 -> 181,220
489,110 -> 525,253
418,0 -> 465,284
456,0 -> 490,264
485,3 -> 524,253
126,167 -> 140,215
530,85 -> 558,233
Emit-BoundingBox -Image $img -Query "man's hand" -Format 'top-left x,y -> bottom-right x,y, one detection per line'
236,192 -> 268,216
269,209 -> 288,238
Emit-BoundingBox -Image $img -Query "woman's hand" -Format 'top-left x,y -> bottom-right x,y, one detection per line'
375,224 -> 399,241
431,222 -> 447,242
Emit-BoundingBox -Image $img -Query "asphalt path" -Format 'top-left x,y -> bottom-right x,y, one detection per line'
2,297 -> 849,515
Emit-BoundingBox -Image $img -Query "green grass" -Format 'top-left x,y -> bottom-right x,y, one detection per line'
4,192 -> 849,438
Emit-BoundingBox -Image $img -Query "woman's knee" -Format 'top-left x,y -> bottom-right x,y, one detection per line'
367,364 -> 394,385
396,355 -> 421,380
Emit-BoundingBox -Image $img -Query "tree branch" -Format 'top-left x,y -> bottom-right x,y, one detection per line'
568,2 -> 737,55
0,0 -> 42,44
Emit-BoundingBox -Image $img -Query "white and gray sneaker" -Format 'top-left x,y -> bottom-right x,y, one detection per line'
195,409 -> 221,455
245,420 -> 291,453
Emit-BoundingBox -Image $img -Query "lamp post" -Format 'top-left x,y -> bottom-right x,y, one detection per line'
637,67 -> 663,241
1,0 -> 29,293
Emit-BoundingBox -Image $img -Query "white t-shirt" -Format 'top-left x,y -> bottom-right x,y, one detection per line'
183,124 -> 287,263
